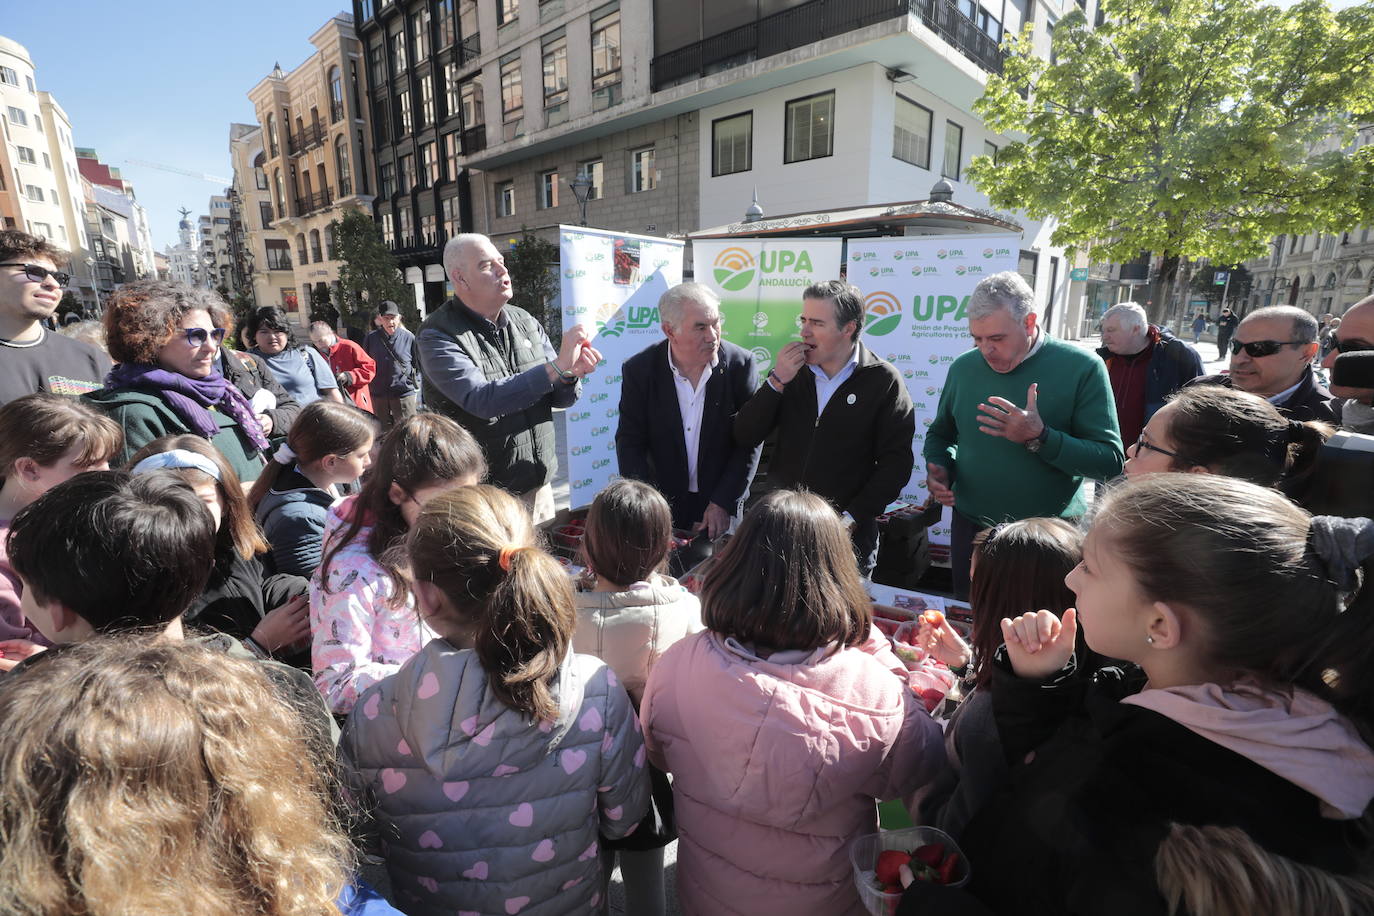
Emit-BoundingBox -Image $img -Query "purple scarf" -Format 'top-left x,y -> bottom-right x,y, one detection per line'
106,364 -> 270,452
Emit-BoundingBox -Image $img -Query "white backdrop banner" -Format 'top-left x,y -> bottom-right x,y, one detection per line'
848,235 -> 1020,546
559,226 -> 684,509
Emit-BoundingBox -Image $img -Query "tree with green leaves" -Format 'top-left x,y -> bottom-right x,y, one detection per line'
332,208 -> 412,327
970,0 -> 1374,324
505,228 -> 561,344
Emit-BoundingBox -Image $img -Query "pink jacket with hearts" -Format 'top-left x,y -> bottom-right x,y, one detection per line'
340,637 -> 651,916
641,626 -> 947,916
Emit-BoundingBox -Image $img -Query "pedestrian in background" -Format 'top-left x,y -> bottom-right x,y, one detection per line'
311,321 -> 377,413
363,300 -> 419,429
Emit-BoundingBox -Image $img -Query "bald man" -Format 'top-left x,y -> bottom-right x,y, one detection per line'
1321,294 -> 1374,433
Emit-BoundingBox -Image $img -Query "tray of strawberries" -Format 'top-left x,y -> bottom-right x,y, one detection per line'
851,826 -> 970,915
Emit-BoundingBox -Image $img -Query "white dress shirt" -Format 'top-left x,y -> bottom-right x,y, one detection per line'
809,344 -> 860,417
668,348 -> 717,493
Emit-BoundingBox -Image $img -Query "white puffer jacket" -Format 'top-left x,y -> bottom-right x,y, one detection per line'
572,574 -> 703,705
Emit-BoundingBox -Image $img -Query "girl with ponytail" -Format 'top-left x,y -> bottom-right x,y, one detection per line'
248,400 -> 379,578
340,485 -> 650,916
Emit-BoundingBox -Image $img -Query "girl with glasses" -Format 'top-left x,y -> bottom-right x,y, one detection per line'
84,281 -> 278,481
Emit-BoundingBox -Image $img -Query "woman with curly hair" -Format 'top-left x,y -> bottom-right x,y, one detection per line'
84,280 -> 275,481
0,636 -> 392,916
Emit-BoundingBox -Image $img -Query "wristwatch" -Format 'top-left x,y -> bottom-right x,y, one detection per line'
1025,425 -> 1050,453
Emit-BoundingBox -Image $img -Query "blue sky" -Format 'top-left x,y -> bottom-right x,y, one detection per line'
3,2 -> 353,250
2,0 -> 1363,250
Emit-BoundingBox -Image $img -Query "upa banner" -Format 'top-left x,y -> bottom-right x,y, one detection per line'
559,225 -> 684,510
848,235 -> 1020,547
694,238 -> 843,382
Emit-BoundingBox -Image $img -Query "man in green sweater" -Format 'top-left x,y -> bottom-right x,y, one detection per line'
924,271 -> 1122,597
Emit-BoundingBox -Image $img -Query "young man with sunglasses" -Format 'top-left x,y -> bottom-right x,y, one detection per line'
1185,305 -> 1337,423
0,231 -> 109,407
1320,294 -> 1374,432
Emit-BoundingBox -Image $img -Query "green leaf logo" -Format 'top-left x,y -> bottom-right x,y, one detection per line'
713,247 -> 756,291
863,291 -> 903,337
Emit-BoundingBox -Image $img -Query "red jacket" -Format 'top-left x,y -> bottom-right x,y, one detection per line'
322,338 -> 376,413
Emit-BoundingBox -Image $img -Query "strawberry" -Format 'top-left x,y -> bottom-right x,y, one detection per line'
875,850 -> 911,886
912,843 -> 944,867
937,852 -> 962,886
923,609 -> 946,627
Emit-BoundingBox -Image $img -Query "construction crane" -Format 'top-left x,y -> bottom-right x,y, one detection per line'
124,158 -> 232,187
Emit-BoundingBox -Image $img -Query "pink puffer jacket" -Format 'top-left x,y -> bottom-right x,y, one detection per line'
641,626 -> 946,916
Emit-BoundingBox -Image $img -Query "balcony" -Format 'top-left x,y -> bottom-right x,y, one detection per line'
461,124 -> 487,156
293,189 -> 334,215
650,0 -> 1003,91
457,34 -> 481,67
287,122 -> 327,157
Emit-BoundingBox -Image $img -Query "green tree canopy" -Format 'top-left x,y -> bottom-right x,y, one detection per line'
333,208 -> 412,327
970,0 -> 1374,321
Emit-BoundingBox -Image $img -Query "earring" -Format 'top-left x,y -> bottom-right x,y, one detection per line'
1145,635 -> 1155,645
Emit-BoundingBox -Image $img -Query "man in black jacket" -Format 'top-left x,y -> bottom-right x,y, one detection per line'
735,280 -> 915,574
616,282 -> 761,537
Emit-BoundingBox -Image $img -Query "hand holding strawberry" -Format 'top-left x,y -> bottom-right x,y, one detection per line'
916,611 -> 971,670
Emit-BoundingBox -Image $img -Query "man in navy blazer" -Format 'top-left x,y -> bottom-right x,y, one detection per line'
616,282 -> 762,537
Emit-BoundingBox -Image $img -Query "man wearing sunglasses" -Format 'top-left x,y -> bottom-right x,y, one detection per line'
1185,305 -> 1337,423
1320,294 -> 1374,432
0,231 -> 109,407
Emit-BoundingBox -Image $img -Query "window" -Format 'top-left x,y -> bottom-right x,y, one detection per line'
255,165 -> 269,189
591,9 -> 621,110
500,57 -> 523,119
419,76 -> 435,127
369,41 -> 386,87
397,206 -> 412,242
542,34 -> 568,124
497,0 -> 518,26
380,161 -> 395,197
325,225 -> 337,260
310,229 -> 323,263
983,140 -> 999,161
396,90 -> 412,135
421,213 -> 436,244
381,211 -> 395,244
8,107 -> 28,127
539,170 -> 558,208
412,6 -> 430,59
16,146 -> 35,164
444,132 -> 460,178
711,113 -> 752,176
420,142 -> 438,187
335,136 -> 352,195
631,147 -> 656,192
398,154 -> 415,193
943,121 -> 963,180
496,180 -> 515,217
259,200 -> 275,228
24,76 -> 33,95
0,67 -> 17,86
442,196 -> 461,235
391,29 -> 408,76
296,233 -> 308,264
267,114 -> 279,157
1018,249 -> 1038,291
784,92 -> 834,164
579,159 -> 603,200
329,67 -> 345,122
373,98 -> 390,145
893,96 -> 932,168
444,62 -> 459,119
274,170 -> 286,214
25,185 -> 43,202
436,0 -> 456,47
461,79 -> 484,127
31,222 -> 51,239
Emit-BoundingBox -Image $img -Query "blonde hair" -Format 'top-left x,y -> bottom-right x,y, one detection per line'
403,484 -> 575,721
0,637 -> 352,916
1156,822 -> 1374,916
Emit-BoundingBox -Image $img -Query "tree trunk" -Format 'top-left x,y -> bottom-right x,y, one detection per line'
1144,253 -> 1180,328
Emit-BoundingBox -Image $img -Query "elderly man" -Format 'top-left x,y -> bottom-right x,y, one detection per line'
616,283 -> 761,537
310,321 -> 376,413
735,280 -> 914,575
925,271 -> 1123,598
1186,305 -> 1337,423
364,301 -> 419,429
418,232 -> 599,521
1320,295 -> 1374,432
1096,302 -> 1204,447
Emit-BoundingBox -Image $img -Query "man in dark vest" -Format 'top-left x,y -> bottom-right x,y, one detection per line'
418,232 -> 600,521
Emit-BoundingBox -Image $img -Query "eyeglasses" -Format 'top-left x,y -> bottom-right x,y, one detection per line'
0,262 -> 71,287
1334,338 -> 1374,355
183,327 -> 227,347
1228,339 -> 1308,358
1134,431 -> 1182,461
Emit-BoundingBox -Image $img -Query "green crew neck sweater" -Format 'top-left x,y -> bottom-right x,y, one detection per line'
923,336 -> 1123,526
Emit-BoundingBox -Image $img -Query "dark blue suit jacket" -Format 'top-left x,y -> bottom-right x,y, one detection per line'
615,339 -> 761,527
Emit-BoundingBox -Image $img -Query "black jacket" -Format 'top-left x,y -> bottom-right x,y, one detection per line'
1095,326 -> 1204,424
616,339 -> 761,527
1185,366 -> 1338,424
734,343 -> 915,520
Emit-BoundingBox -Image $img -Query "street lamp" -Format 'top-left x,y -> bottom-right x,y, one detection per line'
567,172 -> 593,226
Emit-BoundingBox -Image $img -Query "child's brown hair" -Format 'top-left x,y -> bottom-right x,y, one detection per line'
0,393 -> 122,480
581,479 -> 672,588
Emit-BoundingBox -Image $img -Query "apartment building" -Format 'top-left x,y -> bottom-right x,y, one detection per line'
228,122 -> 297,312
249,14 -> 375,320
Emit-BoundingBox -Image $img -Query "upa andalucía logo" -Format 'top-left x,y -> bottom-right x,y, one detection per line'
863,291 -> 903,336
713,247 -> 756,291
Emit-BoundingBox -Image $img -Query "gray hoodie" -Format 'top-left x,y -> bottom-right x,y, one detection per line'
341,638 -> 651,916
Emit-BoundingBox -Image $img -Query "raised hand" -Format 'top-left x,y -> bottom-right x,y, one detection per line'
1000,607 -> 1077,680
772,341 -> 808,385
977,383 -> 1045,444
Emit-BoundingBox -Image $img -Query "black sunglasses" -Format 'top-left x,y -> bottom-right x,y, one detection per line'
1335,338 -> 1374,355
183,327 -> 228,347
1228,339 -> 1308,358
0,262 -> 71,287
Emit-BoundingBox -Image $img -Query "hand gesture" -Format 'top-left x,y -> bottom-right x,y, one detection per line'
251,593 -> 311,655
570,342 -> 602,378
694,502 -> 732,540
1000,608 -> 1077,680
557,324 -> 590,374
0,638 -> 47,673
772,341 -> 808,385
977,383 -> 1045,444
917,615 -> 971,669
926,463 -> 955,508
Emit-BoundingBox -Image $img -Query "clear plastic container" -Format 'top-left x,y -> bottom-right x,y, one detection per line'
850,825 -> 970,916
